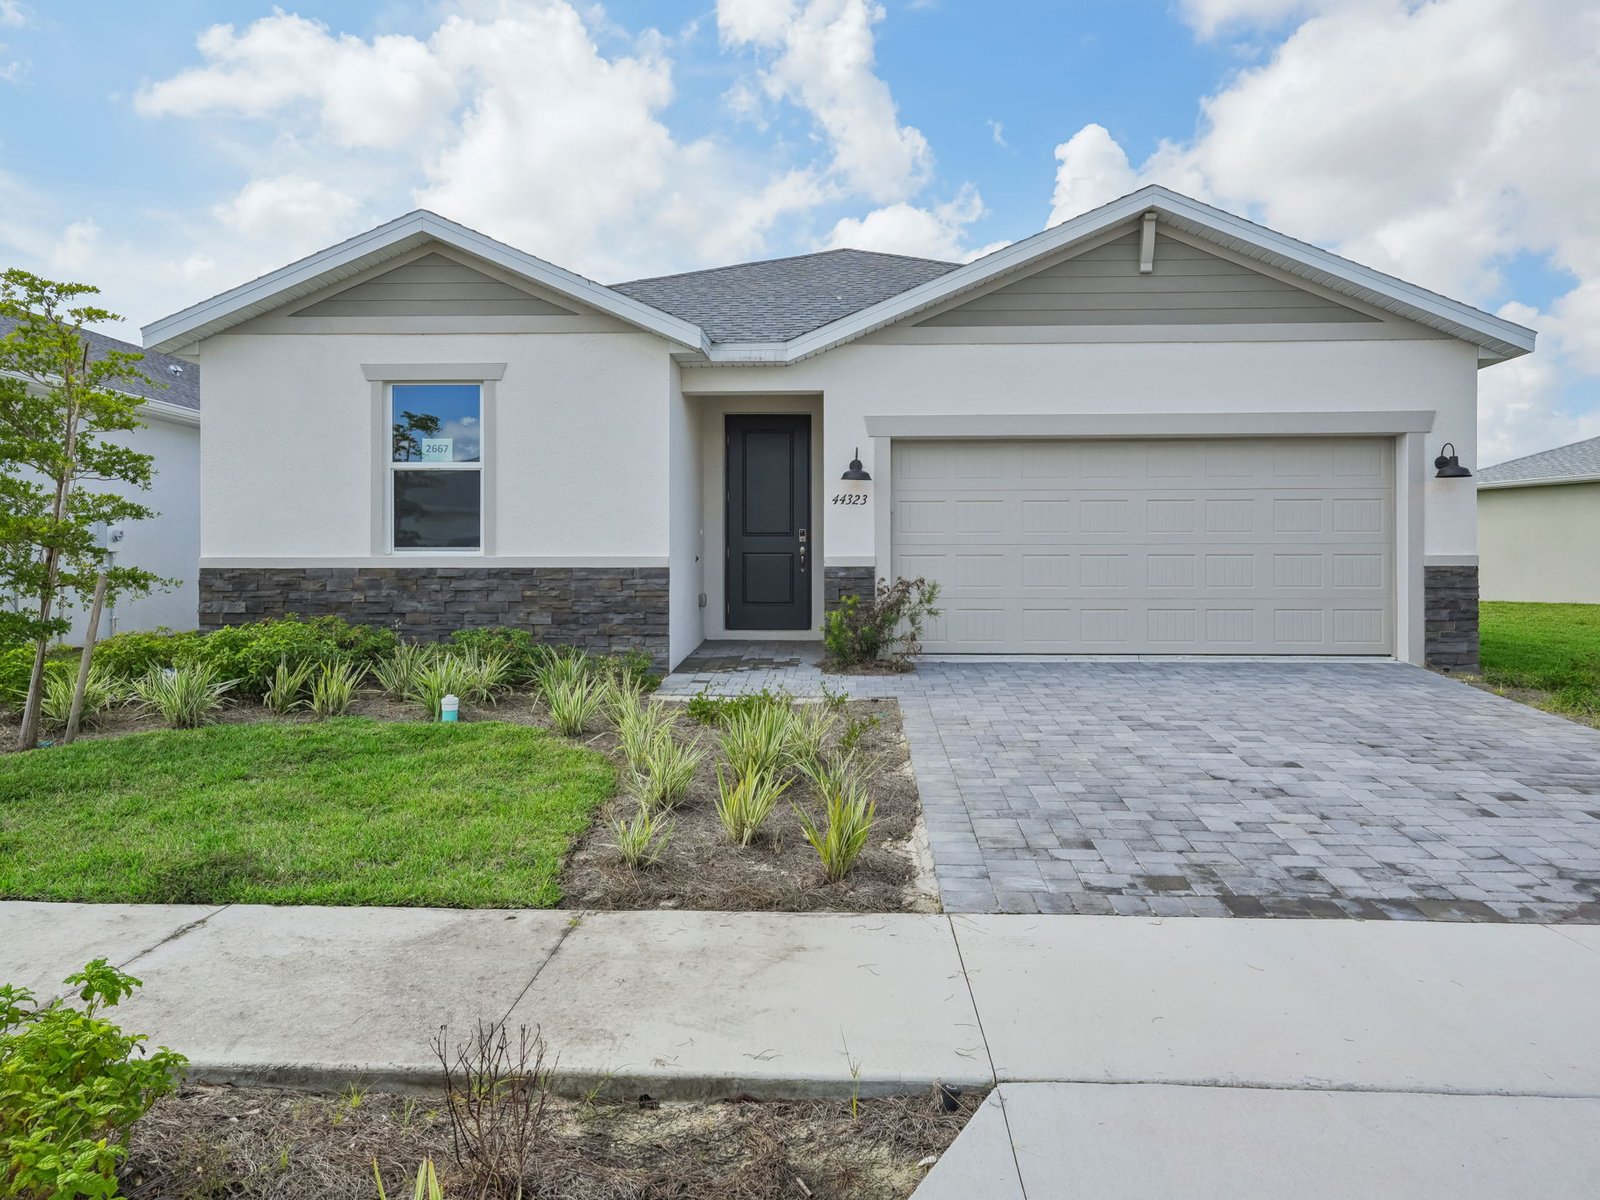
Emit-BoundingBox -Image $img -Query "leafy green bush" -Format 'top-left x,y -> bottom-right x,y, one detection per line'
821,577 -> 942,671
1,959 -> 186,1200
178,616 -> 397,696
90,629 -> 200,684
450,626 -> 537,680
684,688 -> 793,727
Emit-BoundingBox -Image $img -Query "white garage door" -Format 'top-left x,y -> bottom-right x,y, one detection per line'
892,437 -> 1394,655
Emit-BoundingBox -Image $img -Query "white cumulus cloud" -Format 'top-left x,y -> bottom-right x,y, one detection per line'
1048,0 -> 1600,462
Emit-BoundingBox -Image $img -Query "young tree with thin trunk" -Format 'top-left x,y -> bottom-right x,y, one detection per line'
0,269 -> 165,750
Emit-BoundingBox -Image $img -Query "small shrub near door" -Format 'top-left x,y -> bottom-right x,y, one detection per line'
1,959 -> 186,1200
821,577 -> 942,671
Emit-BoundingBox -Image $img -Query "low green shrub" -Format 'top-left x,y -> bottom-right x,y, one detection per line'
450,626 -> 537,682
0,646 -> 77,708
684,688 -> 793,727
713,766 -> 791,846
795,775 -> 876,882
821,576 -> 942,670
91,629 -> 200,684
611,805 -> 675,869
838,712 -> 881,755
178,616 -> 397,696
131,662 -> 237,728
0,959 -> 186,1200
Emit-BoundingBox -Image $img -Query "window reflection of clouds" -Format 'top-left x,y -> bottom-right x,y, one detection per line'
391,384 -> 481,462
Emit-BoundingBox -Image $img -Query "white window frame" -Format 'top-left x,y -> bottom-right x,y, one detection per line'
363,363 -> 505,558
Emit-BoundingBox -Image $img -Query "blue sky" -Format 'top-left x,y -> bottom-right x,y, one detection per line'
1,0 -> 1596,462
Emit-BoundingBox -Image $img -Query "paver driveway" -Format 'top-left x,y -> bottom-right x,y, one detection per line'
663,647 -> 1600,919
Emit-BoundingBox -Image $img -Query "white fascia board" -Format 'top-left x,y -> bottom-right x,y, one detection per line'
142,210 -> 710,356
1477,473 -> 1600,491
138,397 -> 201,427
707,185 -> 1537,366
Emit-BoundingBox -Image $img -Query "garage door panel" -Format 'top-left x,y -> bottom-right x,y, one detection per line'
893,437 -> 1393,655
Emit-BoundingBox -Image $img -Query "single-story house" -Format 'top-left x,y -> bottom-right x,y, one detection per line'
142,185 -> 1534,672
0,316 -> 201,641
1478,434 -> 1600,603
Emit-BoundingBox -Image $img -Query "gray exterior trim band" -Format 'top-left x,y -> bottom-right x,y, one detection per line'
200,556 -> 671,568
863,411 -> 1436,439
1425,555 -> 1480,567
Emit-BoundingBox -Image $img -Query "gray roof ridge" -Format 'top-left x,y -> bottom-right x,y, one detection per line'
1479,432 -> 1600,483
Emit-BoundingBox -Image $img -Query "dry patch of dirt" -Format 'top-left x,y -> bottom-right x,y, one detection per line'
121,1083 -> 982,1200
560,698 -> 937,914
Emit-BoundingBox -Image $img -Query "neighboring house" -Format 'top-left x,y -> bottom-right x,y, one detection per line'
1477,435 -> 1600,603
0,316 -> 202,641
142,185 -> 1534,672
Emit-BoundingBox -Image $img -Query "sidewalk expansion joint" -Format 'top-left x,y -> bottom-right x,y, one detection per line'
497,910 -> 585,1029
994,1076 -> 1600,1102
945,914 -> 1029,1199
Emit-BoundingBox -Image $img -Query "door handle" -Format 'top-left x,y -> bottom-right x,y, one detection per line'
798,528 -> 808,573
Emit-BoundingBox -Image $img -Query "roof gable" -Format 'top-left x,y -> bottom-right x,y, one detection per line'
292,252 -> 579,319
770,186 -> 1536,365
143,211 -> 706,355
914,226 -> 1377,329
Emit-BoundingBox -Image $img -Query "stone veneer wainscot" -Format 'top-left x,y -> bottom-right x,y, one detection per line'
199,566 -> 669,667
1424,563 -> 1479,672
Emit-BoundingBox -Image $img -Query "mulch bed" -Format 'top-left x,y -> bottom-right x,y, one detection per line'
560,697 -> 935,913
121,1083 -> 983,1200
2,691 -> 936,914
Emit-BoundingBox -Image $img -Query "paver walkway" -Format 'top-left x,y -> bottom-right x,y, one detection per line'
662,644 -> 1600,920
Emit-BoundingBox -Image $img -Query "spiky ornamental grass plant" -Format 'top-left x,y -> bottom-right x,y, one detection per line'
785,703 -> 840,776
370,642 -> 436,701
411,655 -> 475,720
795,775 -> 877,882
616,699 -> 678,776
718,704 -> 796,780
545,674 -> 606,737
631,729 -> 704,811
309,659 -> 362,719
131,662 -> 236,729
535,651 -> 591,699
611,804 -> 675,869
39,665 -> 122,730
263,657 -> 316,715
714,765 -> 791,846
452,645 -> 513,705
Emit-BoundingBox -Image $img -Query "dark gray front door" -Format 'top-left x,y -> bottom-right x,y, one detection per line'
725,414 -> 811,630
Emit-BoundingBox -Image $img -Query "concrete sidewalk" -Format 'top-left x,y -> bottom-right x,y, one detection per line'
6,902 -> 1600,1104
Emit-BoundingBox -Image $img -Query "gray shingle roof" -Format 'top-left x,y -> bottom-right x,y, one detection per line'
0,314 -> 199,411
1478,434 -> 1600,485
611,248 -> 959,344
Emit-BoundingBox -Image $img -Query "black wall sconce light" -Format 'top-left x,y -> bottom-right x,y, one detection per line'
841,447 -> 872,481
1434,443 -> 1472,479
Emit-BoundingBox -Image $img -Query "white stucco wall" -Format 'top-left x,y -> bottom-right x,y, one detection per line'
1479,482 -> 1600,603
199,330 -> 673,563
35,408 -> 200,642
678,336 -> 1482,566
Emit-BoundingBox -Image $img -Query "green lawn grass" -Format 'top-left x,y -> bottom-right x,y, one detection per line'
1479,601 -> 1600,722
0,718 -> 614,907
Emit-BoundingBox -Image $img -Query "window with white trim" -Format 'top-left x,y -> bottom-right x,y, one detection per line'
389,383 -> 482,551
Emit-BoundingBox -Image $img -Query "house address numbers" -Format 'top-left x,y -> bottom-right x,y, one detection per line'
830,492 -> 869,506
